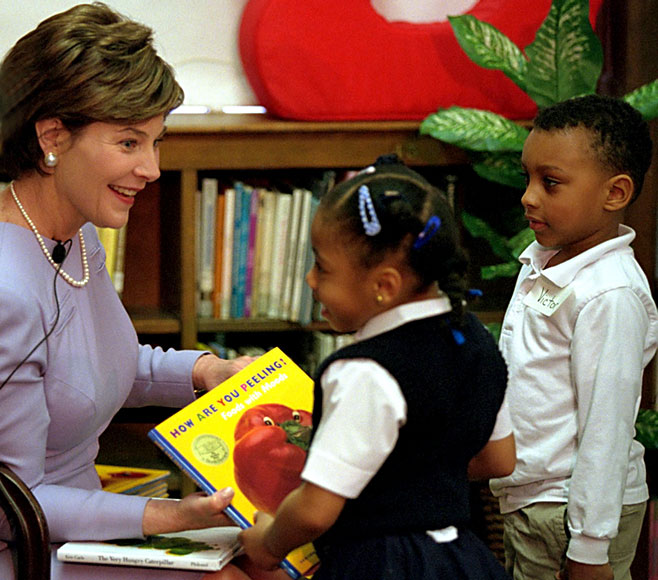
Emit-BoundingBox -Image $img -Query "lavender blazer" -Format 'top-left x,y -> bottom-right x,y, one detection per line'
0,222 -> 206,579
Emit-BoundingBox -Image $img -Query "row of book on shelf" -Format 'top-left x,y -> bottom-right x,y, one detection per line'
199,330 -> 354,377
196,177 -> 327,324
96,225 -> 128,297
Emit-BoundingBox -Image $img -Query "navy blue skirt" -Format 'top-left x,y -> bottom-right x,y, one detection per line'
313,529 -> 510,580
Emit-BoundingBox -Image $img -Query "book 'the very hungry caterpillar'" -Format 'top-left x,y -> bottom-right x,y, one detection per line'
57,526 -> 242,572
148,347 -> 319,579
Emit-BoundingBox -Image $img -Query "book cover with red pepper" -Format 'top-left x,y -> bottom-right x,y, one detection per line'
148,347 -> 318,579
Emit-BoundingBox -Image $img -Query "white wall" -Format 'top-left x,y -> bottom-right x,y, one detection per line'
0,1 -> 257,110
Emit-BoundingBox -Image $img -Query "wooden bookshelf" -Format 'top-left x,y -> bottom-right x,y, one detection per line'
124,113 -> 469,350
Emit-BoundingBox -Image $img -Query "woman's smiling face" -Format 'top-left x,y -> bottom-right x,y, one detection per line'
54,115 -> 165,233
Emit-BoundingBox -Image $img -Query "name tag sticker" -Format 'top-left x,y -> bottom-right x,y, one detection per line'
523,277 -> 572,316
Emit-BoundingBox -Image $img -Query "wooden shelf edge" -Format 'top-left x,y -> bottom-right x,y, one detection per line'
128,308 -> 181,335
197,318 -> 332,334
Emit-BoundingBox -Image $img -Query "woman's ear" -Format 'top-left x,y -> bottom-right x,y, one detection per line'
34,118 -> 68,156
604,174 -> 634,212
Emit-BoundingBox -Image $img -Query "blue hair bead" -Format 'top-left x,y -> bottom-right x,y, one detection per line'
451,328 -> 466,345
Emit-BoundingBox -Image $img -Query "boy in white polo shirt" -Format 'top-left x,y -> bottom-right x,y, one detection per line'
490,94 -> 658,580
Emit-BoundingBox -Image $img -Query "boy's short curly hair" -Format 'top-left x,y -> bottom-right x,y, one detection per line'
533,94 -> 652,200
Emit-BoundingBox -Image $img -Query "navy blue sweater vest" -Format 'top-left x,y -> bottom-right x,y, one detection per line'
311,312 -> 507,547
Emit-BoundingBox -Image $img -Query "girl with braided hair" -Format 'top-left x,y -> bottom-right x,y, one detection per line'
240,157 -> 514,579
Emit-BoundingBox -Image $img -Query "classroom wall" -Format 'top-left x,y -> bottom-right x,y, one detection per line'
0,1 -> 257,110
0,1 -> 485,113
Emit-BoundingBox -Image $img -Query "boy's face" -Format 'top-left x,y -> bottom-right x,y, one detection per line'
521,126 -> 618,261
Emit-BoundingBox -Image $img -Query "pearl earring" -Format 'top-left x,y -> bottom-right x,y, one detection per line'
44,152 -> 58,167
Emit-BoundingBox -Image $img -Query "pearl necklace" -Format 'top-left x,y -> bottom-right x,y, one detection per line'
10,182 -> 90,288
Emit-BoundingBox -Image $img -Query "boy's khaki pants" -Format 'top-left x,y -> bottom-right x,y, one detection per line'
503,501 -> 646,580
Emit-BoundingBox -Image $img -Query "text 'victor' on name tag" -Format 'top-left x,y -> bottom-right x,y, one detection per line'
523,277 -> 572,316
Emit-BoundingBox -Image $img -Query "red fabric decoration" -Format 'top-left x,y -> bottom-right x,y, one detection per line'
239,0 -> 603,121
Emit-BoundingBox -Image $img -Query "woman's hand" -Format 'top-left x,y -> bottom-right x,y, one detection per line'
193,354 -> 257,392
142,487 -> 235,536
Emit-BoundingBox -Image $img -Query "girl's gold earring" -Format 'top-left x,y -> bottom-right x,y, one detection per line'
376,294 -> 383,303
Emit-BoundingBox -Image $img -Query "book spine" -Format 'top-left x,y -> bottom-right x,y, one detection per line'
112,224 -> 128,296
237,185 -> 253,317
199,178 -> 218,295
57,549 -> 230,571
230,184 -> 244,318
256,191 -> 276,317
212,192 -> 226,318
96,226 -> 119,282
298,197 -> 320,325
289,189 -> 313,322
220,189 -> 235,319
267,194 -> 292,319
244,189 -> 260,318
280,189 -> 303,320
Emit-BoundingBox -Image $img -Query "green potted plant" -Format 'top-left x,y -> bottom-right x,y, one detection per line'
420,0 -> 658,280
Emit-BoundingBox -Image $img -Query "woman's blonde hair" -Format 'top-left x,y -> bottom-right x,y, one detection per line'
0,2 -> 184,178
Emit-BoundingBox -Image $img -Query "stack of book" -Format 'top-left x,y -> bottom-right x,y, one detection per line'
95,225 -> 128,297
196,177 -> 325,324
96,464 -> 171,498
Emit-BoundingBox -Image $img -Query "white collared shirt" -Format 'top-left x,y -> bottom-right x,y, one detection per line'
491,225 -> 658,565
302,297 -> 511,543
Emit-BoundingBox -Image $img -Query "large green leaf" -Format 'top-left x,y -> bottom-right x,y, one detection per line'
471,151 -> 526,189
420,107 -> 528,152
524,0 -> 603,107
508,227 -> 535,258
461,211 -> 515,261
449,14 -> 528,91
481,261 -> 522,279
636,409 -> 658,449
623,80 -> 658,121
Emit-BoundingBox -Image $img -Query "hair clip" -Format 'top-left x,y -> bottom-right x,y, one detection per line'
412,215 -> 441,250
358,185 -> 382,236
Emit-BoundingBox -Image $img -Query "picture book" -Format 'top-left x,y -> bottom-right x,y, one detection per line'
95,464 -> 171,497
57,526 -> 242,571
148,347 -> 319,579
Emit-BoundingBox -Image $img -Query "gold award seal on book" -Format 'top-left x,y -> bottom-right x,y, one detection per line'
192,434 -> 230,466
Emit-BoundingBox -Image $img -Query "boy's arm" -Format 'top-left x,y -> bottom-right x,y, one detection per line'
468,433 -> 516,480
567,288 -> 650,565
560,559 -> 614,580
239,482 -> 345,569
